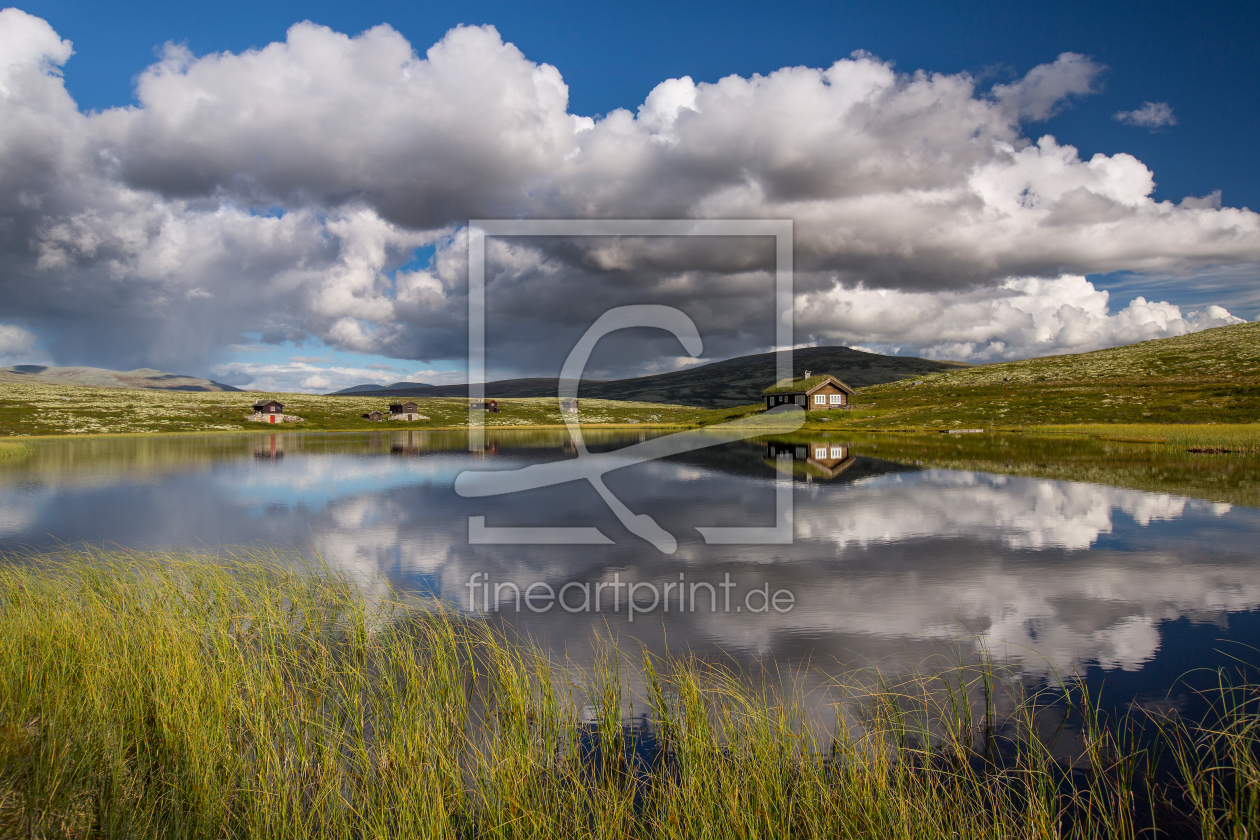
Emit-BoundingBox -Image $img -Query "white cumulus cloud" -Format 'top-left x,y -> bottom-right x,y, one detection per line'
0,9 -> 1255,377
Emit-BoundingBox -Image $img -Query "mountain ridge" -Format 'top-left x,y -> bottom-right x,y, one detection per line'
0,365 -> 242,392
328,347 -> 972,407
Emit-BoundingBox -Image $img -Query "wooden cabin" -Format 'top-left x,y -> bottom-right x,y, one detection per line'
760,372 -> 855,411
559,397 -> 579,414
469,399 -> 500,413
388,401 -> 428,422
362,410 -> 383,422
251,400 -> 285,424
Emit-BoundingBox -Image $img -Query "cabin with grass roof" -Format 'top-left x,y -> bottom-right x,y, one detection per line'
761,371 -> 855,411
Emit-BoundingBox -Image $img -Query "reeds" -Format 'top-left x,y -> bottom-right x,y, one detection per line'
1,548 -> 1257,839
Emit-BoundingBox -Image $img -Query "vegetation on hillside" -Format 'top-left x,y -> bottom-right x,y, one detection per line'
0,383 -> 758,437
818,321 -> 1260,429
3,551 -> 1258,839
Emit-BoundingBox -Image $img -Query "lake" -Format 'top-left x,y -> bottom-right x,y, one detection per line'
3,428 -> 1259,712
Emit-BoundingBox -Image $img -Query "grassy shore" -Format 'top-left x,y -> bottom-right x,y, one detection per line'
2,550 -> 1257,839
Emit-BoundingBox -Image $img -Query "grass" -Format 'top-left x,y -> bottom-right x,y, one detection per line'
808,320 -> 1260,430
2,549 -> 1258,839
0,441 -> 27,459
0,382 -> 761,437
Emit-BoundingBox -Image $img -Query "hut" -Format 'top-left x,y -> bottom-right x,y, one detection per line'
388,401 -> 428,422
362,410 -> 384,422
247,400 -> 302,424
559,397 -> 579,414
760,371 -> 855,411
469,399 -> 500,413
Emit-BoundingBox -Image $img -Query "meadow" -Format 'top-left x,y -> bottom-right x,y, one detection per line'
2,550 -> 1258,839
818,321 -> 1260,430
0,382 -> 757,437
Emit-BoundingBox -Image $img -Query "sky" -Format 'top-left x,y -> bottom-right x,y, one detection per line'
0,0 -> 1258,392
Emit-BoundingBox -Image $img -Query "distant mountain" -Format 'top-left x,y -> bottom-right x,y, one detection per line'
330,381 -> 433,395
330,347 -> 970,407
0,365 -> 242,392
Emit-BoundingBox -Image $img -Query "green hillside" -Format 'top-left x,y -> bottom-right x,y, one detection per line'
824,321 -> 1260,429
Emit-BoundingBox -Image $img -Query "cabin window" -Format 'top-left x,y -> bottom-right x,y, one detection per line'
814,447 -> 827,459
813,394 -> 826,404
830,446 -> 844,459
796,395 -> 807,406
829,394 -> 842,404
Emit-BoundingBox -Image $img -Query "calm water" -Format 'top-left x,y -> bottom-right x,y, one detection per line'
3,429 -> 1259,707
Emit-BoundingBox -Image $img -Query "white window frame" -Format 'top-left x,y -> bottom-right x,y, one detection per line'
830,446 -> 844,459
815,448 -> 827,459
829,393 -> 843,404
813,393 -> 826,404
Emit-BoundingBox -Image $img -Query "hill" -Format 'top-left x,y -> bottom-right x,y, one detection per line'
329,382 -> 430,395
0,365 -> 241,392
827,321 -> 1260,429
332,346 -> 970,407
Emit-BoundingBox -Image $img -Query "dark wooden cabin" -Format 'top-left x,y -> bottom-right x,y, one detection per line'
469,399 -> 500,413
389,401 -> 419,415
760,372 -> 855,411
559,397 -> 579,414
362,410 -> 383,421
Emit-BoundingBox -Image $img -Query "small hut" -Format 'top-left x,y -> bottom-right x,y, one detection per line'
469,399 -> 500,413
388,401 -> 428,421
362,410 -> 383,422
559,397 -> 579,414
248,400 -> 302,424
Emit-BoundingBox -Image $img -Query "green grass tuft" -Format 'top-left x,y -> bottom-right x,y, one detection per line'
2,548 -> 1258,838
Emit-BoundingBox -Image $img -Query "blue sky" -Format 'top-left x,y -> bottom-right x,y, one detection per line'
1,0 -> 1258,391
26,0 -> 1256,208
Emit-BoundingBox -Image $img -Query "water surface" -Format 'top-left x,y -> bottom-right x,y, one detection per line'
3,429 -> 1259,709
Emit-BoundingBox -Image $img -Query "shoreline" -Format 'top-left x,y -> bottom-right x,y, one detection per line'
4,419 -> 1259,445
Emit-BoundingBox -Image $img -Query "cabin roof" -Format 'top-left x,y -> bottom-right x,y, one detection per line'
253,399 -> 284,407
761,374 -> 855,396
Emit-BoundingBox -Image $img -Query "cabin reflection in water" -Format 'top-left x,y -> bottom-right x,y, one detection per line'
389,431 -> 431,455
764,440 -> 855,480
253,434 -> 284,460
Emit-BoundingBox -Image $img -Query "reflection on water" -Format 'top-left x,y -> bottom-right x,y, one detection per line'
2,430 -> 1259,700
